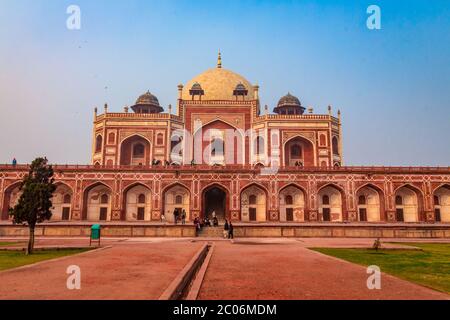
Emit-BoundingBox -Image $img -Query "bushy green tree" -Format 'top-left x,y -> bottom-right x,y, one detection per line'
9,157 -> 56,254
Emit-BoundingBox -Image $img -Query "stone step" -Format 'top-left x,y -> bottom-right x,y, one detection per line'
197,227 -> 227,238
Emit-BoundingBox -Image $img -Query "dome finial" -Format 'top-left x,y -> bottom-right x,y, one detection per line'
217,50 -> 222,68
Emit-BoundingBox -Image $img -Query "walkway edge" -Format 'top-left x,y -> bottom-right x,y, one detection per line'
158,242 -> 209,300
185,243 -> 214,300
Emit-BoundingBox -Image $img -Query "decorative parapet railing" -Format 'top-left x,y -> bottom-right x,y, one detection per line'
1,164 -> 450,174
95,112 -> 182,121
180,100 -> 257,106
254,114 -> 337,122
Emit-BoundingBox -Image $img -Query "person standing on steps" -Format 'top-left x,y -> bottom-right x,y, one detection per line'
173,208 -> 178,224
223,219 -> 229,239
181,209 -> 186,225
228,222 -> 234,239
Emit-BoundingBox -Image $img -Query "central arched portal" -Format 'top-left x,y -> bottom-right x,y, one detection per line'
203,186 -> 227,221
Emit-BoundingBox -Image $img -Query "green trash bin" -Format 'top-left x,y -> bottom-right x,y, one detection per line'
90,224 -> 101,246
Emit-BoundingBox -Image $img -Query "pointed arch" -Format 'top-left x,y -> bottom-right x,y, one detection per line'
122,182 -> 152,221
201,183 -> 230,221
1,181 -> 23,220
240,183 -> 268,222
317,183 -> 347,222
433,184 -> 450,222
82,182 -> 113,221
119,134 -> 152,166
282,135 -> 316,167
163,182 -> 191,222
279,183 -> 307,222
193,119 -> 245,166
355,183 -> 385,222
394,184 -> 424,222
52,182 -> 74,221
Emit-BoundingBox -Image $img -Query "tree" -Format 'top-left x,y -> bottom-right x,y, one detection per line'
9,157 -> 56,254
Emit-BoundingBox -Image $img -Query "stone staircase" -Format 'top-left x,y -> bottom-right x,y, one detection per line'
197,226 -> 226,238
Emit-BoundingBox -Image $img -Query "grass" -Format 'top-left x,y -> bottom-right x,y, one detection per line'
0,248 -> 90,271
312,243 -> 450,294
0,242 -> 24,247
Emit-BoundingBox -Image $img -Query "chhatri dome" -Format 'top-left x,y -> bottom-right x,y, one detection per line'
131,90 -> 164,113
182,52 -> 255,101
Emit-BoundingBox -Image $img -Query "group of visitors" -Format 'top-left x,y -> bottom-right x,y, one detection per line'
193,215 -> 219,230
164,208 -> 186,225
294,161 -> 303,167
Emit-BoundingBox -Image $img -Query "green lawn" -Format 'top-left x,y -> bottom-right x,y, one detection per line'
0,242 -> 23,247
312,243 -> 450,294
0,249 -> 90,271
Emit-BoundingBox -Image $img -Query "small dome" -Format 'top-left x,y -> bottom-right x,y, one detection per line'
277,93 -> 301,108
191,82 -> 203,91
135,91 -> 160,106
131,90 -> 163,113
235,83 -> 247,91
274,93 -> 305,115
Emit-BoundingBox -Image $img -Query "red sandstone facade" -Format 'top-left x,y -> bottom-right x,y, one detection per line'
1,57 -> 449,224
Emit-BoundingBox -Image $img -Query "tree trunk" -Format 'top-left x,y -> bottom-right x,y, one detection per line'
27,227 -> 35,255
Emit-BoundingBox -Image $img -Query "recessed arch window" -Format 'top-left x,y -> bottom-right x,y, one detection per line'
332,137 -> 339,155
319,134 -> 326,146
157,133 -> 164,145
95,135 -> 103,153
254,136 -> 265,155
291,144 -> 302,158
211,138 -> 224,156
395,195 -> 403,206
358,195 -> 366,205
285,195 -> 293,205
63,194 -> 71,204
434,195 -> 440,206
175,195 -> 183,204
171,135 -> 183,156
108,132 -> 115,144
249,195 -> 257,205
322,195 -> 330,205
138,194 -> 146,204
133,143 -> 145,158
100,194 -> 109,204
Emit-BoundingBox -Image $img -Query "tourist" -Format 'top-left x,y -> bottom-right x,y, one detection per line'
181,209 -> 186,225
228,222 -> 234,239
173,208 -> 179,224
213,216 -> 218,227
223,219 -> 229,238
12,158 -> 17,166
161,213 -> 166,224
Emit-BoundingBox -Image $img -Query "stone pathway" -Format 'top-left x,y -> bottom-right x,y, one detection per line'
198,241 -> 449,300
0,241 -> 202,300
0,237 -> 448,300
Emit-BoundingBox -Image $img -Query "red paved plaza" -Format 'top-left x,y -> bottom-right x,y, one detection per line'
0,238 -> 448,300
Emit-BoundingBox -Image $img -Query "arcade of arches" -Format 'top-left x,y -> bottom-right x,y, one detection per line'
1,178 -> 450,223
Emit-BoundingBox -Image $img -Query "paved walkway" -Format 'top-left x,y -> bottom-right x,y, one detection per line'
0,238 -> 448,300
198,241 -> 449,300
0,241 -> 202,300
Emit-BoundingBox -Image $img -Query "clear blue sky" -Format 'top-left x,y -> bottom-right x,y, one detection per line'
0,0 -> 449,165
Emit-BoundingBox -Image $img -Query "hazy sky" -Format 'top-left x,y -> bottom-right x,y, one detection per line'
0,0 -> 449,166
